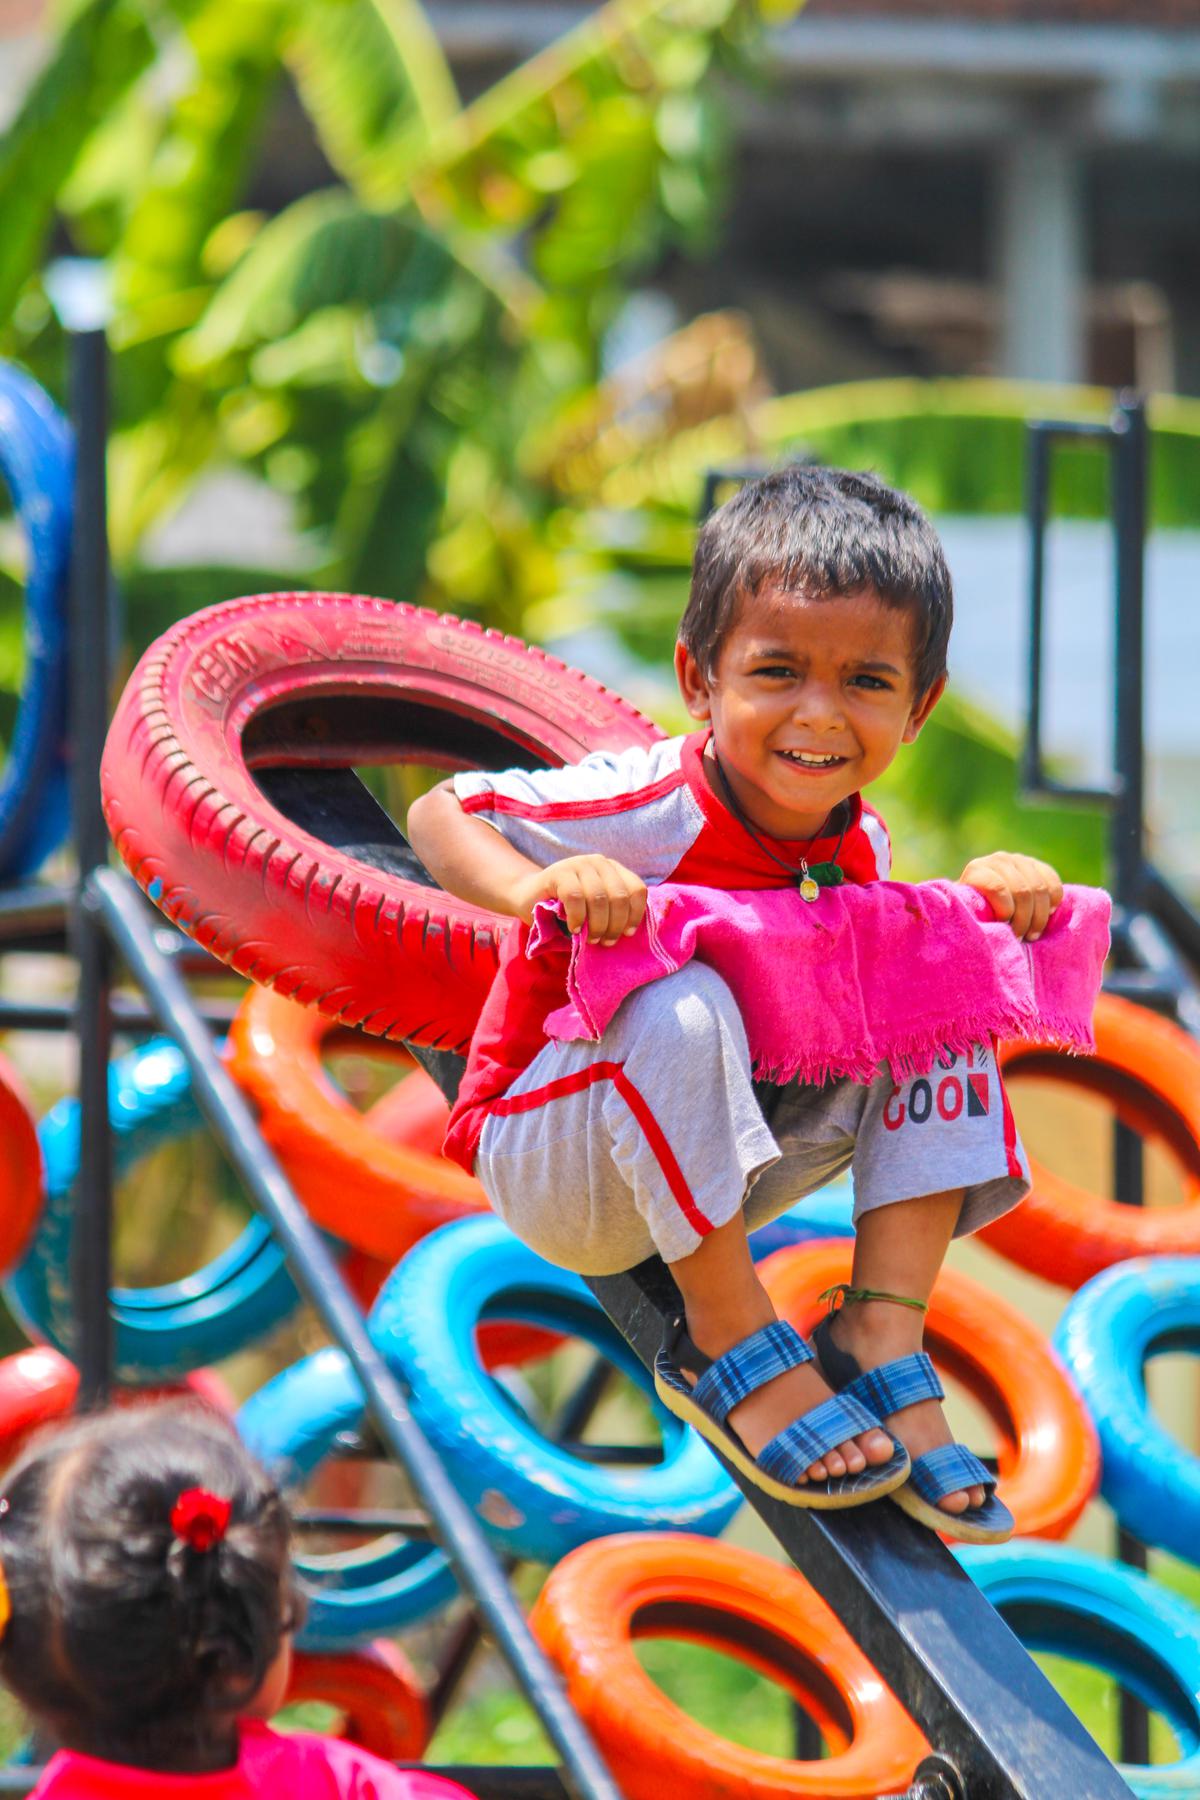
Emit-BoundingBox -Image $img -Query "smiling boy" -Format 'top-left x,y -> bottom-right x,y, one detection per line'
408,465 -> 1060,1539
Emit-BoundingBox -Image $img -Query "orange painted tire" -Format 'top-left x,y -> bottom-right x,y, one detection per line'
285,1639 -> 428,1760
980,992 -> 1200,1289
531,1532 -> 928,1800
228,986 -> 488,1264
230,987 -> 559,1366
759,1240 -> 1099,1540
0,1051 -> 43,1279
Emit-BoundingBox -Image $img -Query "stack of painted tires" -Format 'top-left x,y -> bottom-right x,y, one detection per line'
1,472 -> 1197,1797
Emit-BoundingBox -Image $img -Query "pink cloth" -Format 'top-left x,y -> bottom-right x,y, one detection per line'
30,1721 -> 476,1799
528,878 -> 1110,1085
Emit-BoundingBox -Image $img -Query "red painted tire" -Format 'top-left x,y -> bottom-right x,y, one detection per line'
531,1532 -> 928,1800
759,1240 -> 1099,1540
980,993 -> 1200,1288
101,593 -> 662,1051
0,1051 -> 44,1279
228,986 -> 488,1263
285,1639 -> 428,1760
0,1350 -> 234,1473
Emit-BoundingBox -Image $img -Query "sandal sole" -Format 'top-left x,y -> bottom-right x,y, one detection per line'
654,1368 -> 911,1510
890,1480 -> 1015,1544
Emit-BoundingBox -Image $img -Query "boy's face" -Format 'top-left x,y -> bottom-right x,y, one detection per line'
675,584 -> 945,840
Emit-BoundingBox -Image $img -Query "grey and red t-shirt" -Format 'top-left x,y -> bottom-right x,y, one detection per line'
443,729 -> 891,1171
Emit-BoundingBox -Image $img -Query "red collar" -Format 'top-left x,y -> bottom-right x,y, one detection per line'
680,729 -> 861,869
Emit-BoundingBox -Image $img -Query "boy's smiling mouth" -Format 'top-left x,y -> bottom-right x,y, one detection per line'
776,748 -> 847,770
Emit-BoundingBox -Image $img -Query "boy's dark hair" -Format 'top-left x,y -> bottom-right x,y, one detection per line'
0,1399 -> 301,1770
680,464 -> 953,698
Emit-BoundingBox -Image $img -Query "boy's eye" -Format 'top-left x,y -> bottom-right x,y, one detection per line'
754,664 -> 794,680
850,674 -> 891,690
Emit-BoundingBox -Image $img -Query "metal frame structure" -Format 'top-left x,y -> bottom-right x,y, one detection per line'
1022,393 -> 1200,1763
0,334 -> 1145,1797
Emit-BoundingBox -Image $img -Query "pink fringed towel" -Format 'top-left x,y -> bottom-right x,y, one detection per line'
527,879 -> 1111,1086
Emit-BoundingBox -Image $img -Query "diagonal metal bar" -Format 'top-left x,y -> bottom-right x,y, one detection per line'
587,1256 -> 1134,1800
90,867 -> 623,1800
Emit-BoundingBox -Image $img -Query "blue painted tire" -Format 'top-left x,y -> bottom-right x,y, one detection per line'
749,1175 -> 855,1261
0,364 -> 73,879
5,1040 -> 299,1382
1055,1257 -> 1200,1564
238,1346 -> 456,1649
369,1216 -> 741,1563
960,1543 -> 1200,1796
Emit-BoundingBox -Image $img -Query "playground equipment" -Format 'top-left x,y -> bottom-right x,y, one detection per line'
958,1544 -> 1200,1800
532,1532 -> 931,1800
1055,1257 -> 1200,1566
228,986 -> 489,1261
980,995 -> 1200,1286
2,345 -> 1188,1796
286,1640 -> 431,1762
100,591 -> 664,1051
369,1216 -> 740,1563
6,1039 -> 299,1382
0,364 -> 73,880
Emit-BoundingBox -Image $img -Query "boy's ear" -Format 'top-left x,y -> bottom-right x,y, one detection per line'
675,640 -> 713,721
902,673 -> 947,743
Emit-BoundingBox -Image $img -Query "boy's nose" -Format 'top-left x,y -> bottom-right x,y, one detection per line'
791,683 -> 844,729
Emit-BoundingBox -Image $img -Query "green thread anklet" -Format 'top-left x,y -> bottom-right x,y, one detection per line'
819,1284 -> 929,1315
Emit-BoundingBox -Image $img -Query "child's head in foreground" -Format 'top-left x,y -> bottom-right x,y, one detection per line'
675,464 -> 953,837
0,1399 -> 300,1771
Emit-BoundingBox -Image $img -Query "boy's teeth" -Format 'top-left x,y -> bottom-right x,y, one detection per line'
783,750 -> 839,765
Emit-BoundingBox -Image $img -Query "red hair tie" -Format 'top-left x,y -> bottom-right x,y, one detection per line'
170,1488 -> 232,1553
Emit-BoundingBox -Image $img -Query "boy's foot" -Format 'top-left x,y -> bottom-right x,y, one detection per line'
816,1301 -> 985,1514
683,1302 -> 897,1486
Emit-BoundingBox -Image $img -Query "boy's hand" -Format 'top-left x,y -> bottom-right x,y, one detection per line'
958,852 -> 1064,941
511,856 -> 648,947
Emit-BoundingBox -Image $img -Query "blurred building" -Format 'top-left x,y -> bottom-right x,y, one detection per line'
430,0 -> 1200,395
4,0 -> 1200,393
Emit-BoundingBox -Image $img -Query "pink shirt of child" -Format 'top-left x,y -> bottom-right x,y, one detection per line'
29,1722 -> 478,1799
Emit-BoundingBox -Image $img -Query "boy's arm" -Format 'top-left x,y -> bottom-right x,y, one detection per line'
408,782 -> 647,947
958,851 -> 1064,941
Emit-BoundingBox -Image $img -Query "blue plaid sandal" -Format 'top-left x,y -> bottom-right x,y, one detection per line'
654,1316 -> 910,1510
812,1288 -> 1014,1544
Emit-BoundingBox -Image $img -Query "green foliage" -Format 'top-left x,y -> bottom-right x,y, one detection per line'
569,376 -> 1200,528
0,0 -> 157,323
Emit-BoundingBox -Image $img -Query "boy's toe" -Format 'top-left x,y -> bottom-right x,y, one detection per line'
840,1441 -> 867,1474
820,1449 -> 847,1479
863,1427 -> 896,1466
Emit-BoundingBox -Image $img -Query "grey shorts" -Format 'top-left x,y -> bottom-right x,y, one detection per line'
477,963 -> 1030,1275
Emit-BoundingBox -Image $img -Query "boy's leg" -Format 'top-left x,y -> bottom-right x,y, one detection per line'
822,1190 -> 986,1514
478,962 -> 893,1486
809,1042 -> 1031,1513
670,1212 -> 894,1483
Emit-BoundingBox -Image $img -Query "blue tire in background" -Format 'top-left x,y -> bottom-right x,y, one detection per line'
238,1346 -> 457,1649
6,1040 -> 299,1382
0,364 -> 73,880
368,1215 -> 741,1564
1055,1257 -> 1200,1564
749,1174 -> 855,1261
960,1542 -> 1200,1797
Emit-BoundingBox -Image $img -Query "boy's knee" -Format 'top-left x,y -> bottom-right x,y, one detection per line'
616,962 -> 746,1054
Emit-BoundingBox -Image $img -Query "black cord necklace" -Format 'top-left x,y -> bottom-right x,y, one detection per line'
710,751 -> 849,902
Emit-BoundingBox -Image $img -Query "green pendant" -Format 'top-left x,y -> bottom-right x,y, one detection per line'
805,862 -> 845,889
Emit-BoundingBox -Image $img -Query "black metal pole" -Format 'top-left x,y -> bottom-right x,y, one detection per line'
1108,392 -> 1152,1767
68,327 -> 114,1411
90,868 -> 622,1800
1110,395 -> 1147,912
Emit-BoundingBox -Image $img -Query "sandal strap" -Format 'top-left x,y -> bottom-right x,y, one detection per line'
692,1320 -> 813,1427
909,1442 -> 996,1507
843,1351 -> 944,1418
756,1391 -> 882,1483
